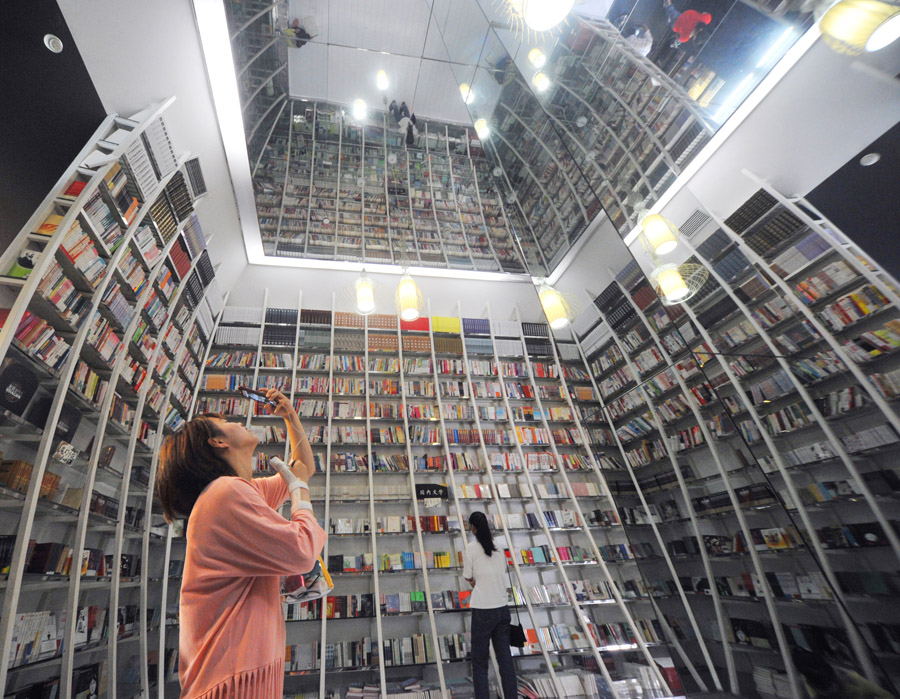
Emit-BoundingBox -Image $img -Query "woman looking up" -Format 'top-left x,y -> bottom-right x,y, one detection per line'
155,388 -> 326,698
463,511 -> 517,699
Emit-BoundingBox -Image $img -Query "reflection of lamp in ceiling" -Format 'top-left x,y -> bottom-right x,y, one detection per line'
819,0 -> 900,53
395,271 -> 424,321
352,98 -> 367,120
376,70 -> 389,91
355,271 -> 376,315
639,213 -> 679,255
650,262 -> 709,305
510,0 -> 576,31
538,282 -> 571,329
528,47 -> 547,67
474,118 -> 490,139
532,72 -> 551,92
459,83 -> 475,104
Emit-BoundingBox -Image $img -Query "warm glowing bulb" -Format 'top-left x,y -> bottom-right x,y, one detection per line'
867,8 -> 900,49
459,83 -> 475,104
528,47 -> 547,68
657,267 -> 689,302
641,214 -> 679,255
532,71 -> 551,92
539,284 -> 569,329
396,274 -> 421,321
376,70 -> 389,91
355,274 -> 375,315
474,119 -> 490,139
521,0 -> 575,31
352,98 -> 367,120
819,0 -> 900,53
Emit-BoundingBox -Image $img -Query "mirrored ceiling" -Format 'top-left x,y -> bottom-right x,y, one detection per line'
227,0 -> 812,277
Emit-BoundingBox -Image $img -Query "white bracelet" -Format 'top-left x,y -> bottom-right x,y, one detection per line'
289,480 -> 309,492
294,500 -> 314,512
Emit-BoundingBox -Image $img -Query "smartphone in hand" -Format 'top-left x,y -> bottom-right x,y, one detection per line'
238,386 -> 276,407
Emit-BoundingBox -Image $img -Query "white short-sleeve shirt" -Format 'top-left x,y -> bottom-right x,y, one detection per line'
462,539 -> 509,609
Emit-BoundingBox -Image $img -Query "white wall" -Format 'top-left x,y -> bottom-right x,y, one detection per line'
229,264 -> 546,321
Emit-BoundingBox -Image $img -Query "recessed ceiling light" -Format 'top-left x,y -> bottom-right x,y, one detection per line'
474,119 -> 490,139
352,98 -> 367,120
43,34 -> 63,53
460,84 -> 475,104
376,70 -> 389,91
532,72 -> 551,92
860,152 -> 881,166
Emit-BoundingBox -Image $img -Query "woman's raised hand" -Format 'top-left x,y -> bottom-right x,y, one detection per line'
266,388 -> 296,420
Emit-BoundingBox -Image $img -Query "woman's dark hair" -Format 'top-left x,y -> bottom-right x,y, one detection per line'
155,413 -> 239,523
469,511 -> 496,556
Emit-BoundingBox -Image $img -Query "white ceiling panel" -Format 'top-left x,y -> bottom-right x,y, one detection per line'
287,40 -> 329,100
414,60 -> 476,124
288,0 -> 490,123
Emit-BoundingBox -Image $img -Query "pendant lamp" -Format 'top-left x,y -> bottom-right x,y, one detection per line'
538,282 -> 571,329
395,272 -> 423,322
355,271 -> 376,315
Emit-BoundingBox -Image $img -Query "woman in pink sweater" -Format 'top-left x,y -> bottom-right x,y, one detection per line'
156,388 -> 327,698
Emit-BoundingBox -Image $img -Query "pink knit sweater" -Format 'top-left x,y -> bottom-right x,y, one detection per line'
179,475 -> 327,698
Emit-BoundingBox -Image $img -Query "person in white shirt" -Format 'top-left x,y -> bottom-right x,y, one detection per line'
463,511 -> 517,698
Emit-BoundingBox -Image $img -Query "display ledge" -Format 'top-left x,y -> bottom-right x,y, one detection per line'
284,656 -> 470,676
330,567 -> 464,578
328,530 -> 461,538
6,624 -> 157,675
0,573 -> 148,592
658,544 -> 895,565
315,498 -> 414,505
286,608 -> 471,623
0,485 -> 146,534
257,470 -> 413,477
658,590 -> 891,609
0,407 -> 44,443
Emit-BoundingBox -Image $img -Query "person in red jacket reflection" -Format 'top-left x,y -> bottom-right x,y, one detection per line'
663,0 -> 712,45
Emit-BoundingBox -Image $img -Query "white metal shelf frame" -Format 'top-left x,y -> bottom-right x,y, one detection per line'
392,313 -> 447,693
0,99 -> 195,696
152,287 -> 226,698
611,279 -> 803,699
507,307 -> 671,695
575,297 -> 738,694
544,330 -> 716,692
452,307 -> 565,696
675,293 -> 877,682
142,238 -> 222,699
697,211 -> 900,566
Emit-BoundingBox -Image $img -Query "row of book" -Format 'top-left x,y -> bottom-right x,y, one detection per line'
284,632 -> 469,671
325,551 -> 463,574
329,515 -> 459,535
9,604 -> 112,669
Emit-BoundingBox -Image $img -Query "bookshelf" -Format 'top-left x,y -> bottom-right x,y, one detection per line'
0,100 -> 220,699
190,297 -> 691,698
253,100 -> 531,275
556,186 -> 900,697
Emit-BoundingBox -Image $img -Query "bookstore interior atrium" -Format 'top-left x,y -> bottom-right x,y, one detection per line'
2,0 -> 900,697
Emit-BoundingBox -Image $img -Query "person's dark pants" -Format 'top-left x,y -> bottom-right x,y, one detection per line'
471,606 -> 517,699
